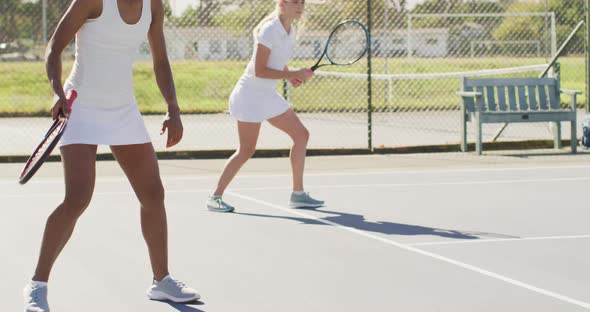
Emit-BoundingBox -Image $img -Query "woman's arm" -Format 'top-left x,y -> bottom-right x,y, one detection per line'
46,0 -> 100,119
254,44 -> 313,81
148,0 -> 183,148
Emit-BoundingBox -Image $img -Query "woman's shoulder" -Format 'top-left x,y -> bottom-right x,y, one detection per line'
70,0 -> 103,19
259,17 -> 280,35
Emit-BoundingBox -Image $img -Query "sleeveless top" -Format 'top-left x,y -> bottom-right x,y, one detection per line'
65,0 -> 151,108
60,0 -> 153,146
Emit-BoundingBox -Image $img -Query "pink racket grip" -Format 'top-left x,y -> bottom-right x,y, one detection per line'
65,90 -> 78,110
306,68 -> 313,73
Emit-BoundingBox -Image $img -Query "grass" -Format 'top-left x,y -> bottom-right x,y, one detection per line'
0,56 -> 585,116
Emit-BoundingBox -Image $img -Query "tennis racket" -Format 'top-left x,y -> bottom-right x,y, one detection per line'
18,90 -> 78,185
310,19 -> 369,71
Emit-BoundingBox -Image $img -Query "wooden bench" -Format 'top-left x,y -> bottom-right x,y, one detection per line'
457,77 -> 581,155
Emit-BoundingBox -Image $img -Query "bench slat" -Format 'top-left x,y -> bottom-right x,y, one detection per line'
528,85 -> 538,110
538,84 -> 548,110
497,86 -> 507,111
517,85 -> 528,110
486,86 -> 496,111
507,85 -> 518,111
548,84 -> 560,109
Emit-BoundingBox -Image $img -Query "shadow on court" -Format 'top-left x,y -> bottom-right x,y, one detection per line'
503,152 -> 587,158
153,300 -> 205,312
235,208 -> 516,240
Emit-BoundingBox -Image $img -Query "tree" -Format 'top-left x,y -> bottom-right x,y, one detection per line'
213,1 -> 275,34
163,0 -> 175,24
492,0 -> 585,54
0,0 -> 24,43
0,0 -> 42,44
172,0 -> 235,28
47,0 -> 71,36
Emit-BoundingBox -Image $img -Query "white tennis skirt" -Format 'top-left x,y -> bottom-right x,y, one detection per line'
228,84 -> 291,123
59,99 -> 151,147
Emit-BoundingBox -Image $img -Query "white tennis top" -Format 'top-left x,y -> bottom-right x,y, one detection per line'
229,16 -> 296,122
60,0 -> 152,146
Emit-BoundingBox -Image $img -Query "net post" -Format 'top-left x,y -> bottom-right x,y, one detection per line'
367,0 -> 373,151
282,80 -> 288,100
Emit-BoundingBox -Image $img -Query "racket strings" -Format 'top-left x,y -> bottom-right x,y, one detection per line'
326,22 -> 368,65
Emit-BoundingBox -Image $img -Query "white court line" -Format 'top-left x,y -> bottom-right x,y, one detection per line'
3,163 -> 590,185
206,176 -> 590,192
226,191 -> 590,310
3,176 -> 590,198
409,235 -> 590,246
0,189 -> 212,199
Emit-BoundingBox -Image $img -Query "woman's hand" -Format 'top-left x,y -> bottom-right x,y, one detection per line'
160,109 -> 183,148
284,66 -> 302,88
293,68 -> 314,82
289,78 -> 303,88
50,94 -> 70,120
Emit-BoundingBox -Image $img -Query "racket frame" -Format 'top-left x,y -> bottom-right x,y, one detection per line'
311,19 -> 369,71
18,90 -> 78,185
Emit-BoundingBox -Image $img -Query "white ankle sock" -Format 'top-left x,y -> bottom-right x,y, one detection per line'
155,274 -> 171,283
31,280 -> 48,288
293,191 -> 305,195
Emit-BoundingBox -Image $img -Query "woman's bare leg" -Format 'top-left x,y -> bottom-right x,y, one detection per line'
110,143 -> 169,281
212,121 -> 261,196
32,144 -> 97,282
268,109 -> 309,192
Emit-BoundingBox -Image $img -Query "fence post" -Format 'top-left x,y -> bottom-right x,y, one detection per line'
42,0 -> 47,44
586,0 -> 589,111
367,0 -> 373,151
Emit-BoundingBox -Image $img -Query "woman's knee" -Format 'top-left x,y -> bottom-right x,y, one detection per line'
294,127 -> 310,145
237,145 -> 256,160
139,182 -> 165,208
60,194 -> 93,218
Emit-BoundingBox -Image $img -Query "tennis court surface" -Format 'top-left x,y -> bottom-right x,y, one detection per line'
2,151 -> 590,312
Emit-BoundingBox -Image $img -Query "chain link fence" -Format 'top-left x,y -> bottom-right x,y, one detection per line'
0,0 -> 587,155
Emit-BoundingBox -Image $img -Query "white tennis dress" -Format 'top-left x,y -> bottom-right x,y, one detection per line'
229,16 -> 296,122
59,0 -> 152,146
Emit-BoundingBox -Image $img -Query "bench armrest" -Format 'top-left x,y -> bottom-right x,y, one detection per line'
456,91 -> 482,97
560,89 -> 582,95
560,89 -> 581,112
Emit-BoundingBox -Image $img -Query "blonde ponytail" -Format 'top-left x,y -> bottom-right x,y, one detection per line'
253,7 -> 280,40
253,0 -> 306,40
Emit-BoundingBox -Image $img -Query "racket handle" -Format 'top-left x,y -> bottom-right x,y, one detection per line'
65,90 -> 78,109
310,65 -> 318,72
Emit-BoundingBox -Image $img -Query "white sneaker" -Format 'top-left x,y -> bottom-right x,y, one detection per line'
146,275 -> 200,303
289,192 -> 324,208
24,282 -> 50,312
206,196 -> 235,213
